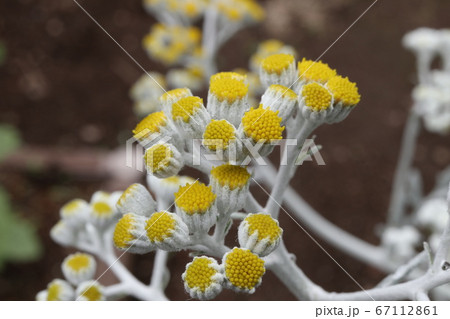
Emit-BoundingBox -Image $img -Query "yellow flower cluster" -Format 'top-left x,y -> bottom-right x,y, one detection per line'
60,199 -> 85,217
250,40 -> 297,72
246,213 -> 282,242
261,53 -> 295,75
268,84 -> 298,100
113,214 -> 136,249
211,72 -> 247,83
223,248 -> 265,290
174,182 -> 217,215
144,144 -> 173,173
209,77 -> 249,103
78,285 -> 103,301
146,212 -> 176,243
216,0 -> 265,23
171,96 -> 203,122
298,58 -> 337,84
130,72 -> 167,117
327,75 -> 361,107
203,119 -> 236,150
91,202 -> 113,218
133,111 -> 167,139
242,105 -> 285,142
143,24 -> 201,65
210,164 -> 251,190
301,83 -> 333,111
161,88 -> 192,106
46,282 -> 63,301
65,253 -> 91,272
183,257 -> 216,292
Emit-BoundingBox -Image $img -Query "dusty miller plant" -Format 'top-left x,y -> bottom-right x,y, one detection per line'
37,2 -> 450,301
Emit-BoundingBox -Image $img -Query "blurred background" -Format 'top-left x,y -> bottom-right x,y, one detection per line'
0,0 -> 449,300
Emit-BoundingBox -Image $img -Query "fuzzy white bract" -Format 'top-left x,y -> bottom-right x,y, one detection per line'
210,164 -> 251,214
116,183 -> 156,217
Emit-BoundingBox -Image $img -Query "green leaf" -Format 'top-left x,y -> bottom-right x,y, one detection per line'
0,187 -> 42,271
0,124 -> 21,161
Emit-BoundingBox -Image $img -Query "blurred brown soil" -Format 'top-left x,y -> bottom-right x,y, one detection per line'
1,0 -> 450,300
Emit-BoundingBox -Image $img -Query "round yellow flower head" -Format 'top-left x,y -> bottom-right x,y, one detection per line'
218,4 -> 239,20
170,0 -> 206,18
174,181 -> 217,234
209,77 -> 249,103
60,199 -> 88,227
143,24 -> 200,65
250,39 -> 297,73
210,164 -> 251,213
210,71 -> 247,83
62,253 -> 96,285
246,213 -> 282,241
145,142 -> 183,178
301,83 -> 333,111
242,105 -> 285,143
145,211 -> 189,250
174,181 -> 216,215
208,74 -> 250,127
238,213 -> 283,256
147,175 -> 196,204
130,72 -> 166,117
203,119 -> 236,151
261,53 -> 295,75
144,143 -> 172,173
91,201 -> 113,217
211,164 -> 251,190
133,111 -> 167,140
146,212 -> 176,242
167,91 -> 210,138
297,58 -> 337,84
171,96 -> 203,122
113,213 -> 151,254
113,214 -> 135,249
182,256 -> 224,300
268,84 -> 297,100
260,39 -> 284,53
182,1 -> 203,18
90,202 -> 114,227
327,75 -> 361,107
223,247 -> 265,293
40,279 -> 74,301
88,191 -> 122,229
76,281 -> 105,301
61,199 -> 87,217
217,0 -> 264,22
161,88 -> 192,107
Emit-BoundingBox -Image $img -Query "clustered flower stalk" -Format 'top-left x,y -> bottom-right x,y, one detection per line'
38,1 -> 450,301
